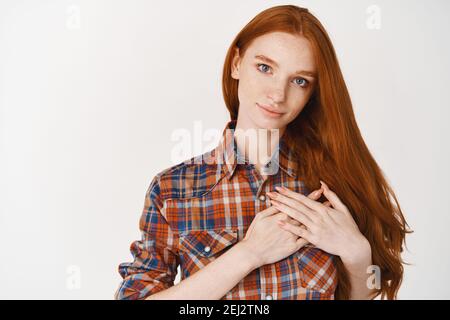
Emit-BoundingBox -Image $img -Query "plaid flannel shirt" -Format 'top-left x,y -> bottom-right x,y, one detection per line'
115,120 -> 338,300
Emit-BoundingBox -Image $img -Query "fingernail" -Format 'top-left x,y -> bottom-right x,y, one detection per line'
275,186 -> 283,192
267,192 -> 277,198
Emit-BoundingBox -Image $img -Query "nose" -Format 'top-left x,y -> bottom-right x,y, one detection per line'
267,83 -> 286,104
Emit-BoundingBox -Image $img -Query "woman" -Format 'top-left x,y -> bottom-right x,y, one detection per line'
115,5 -> 411,300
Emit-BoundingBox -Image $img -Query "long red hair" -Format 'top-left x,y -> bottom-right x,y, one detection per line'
221,5 -> 412,299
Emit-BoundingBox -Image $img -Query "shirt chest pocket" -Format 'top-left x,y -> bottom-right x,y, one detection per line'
178,228 -> 239,278
294,246 -> 338,296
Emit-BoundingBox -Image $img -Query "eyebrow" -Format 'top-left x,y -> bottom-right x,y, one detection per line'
254,54 -> 317,78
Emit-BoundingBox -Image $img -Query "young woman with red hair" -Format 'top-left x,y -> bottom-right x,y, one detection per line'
116,5 -> 412,300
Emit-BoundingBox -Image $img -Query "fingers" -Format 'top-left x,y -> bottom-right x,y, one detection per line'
270,199 -> 313,228
278,220 -> 313,243
276,212 -> 302,226
307,187 -> 332,211
288,218 -> 302,226
320,181 -> 348,213
268,190 -> 319,223
307,188 -> 323,200
296,237 -> 309,250
306,188 -> 331,208
268,191 -> 315,217
257,204 -> 279,219
249,206 -> 279,236
274,186 -> 325,213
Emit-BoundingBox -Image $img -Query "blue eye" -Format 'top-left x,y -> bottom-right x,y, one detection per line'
256,63 -> 309,88
294,78 -> 309,88
257,63 -> 271,73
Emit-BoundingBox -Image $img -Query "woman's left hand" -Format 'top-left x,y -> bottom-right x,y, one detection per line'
267,180 -> 371,263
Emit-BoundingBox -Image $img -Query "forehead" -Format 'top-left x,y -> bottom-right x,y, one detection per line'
244,32 -> 316,71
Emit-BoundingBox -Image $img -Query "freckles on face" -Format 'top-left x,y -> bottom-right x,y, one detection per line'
234,32 -> 317,128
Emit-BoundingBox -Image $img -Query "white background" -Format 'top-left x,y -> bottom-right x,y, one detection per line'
1,0 -> 449,299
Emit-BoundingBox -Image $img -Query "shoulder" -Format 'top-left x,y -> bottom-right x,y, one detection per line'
149,148 -> 225,201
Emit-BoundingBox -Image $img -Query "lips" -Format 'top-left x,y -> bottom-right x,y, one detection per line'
256,103 -> 285,115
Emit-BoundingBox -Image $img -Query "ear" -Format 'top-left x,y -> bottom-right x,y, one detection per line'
231,47 -> 241,80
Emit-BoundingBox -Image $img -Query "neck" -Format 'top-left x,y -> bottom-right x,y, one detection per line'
233,118 -> 286,173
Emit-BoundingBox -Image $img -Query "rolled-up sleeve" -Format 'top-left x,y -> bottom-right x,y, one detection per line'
115,175 -> 179,300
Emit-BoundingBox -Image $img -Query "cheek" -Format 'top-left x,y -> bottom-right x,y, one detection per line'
287,93 -> 311,117
237,74 -> 264,104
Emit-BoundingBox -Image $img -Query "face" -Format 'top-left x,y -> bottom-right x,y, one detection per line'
231,31 -> 317,132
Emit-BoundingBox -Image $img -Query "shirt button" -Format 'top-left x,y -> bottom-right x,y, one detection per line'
259,195 -> 266,201
204,246 -> 211,253
265,294 -> 273,300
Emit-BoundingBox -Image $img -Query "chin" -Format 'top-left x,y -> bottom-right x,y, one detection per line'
254,116 -> 285,130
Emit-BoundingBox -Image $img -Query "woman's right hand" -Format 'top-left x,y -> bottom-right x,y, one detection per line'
239,188 -> 324,269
